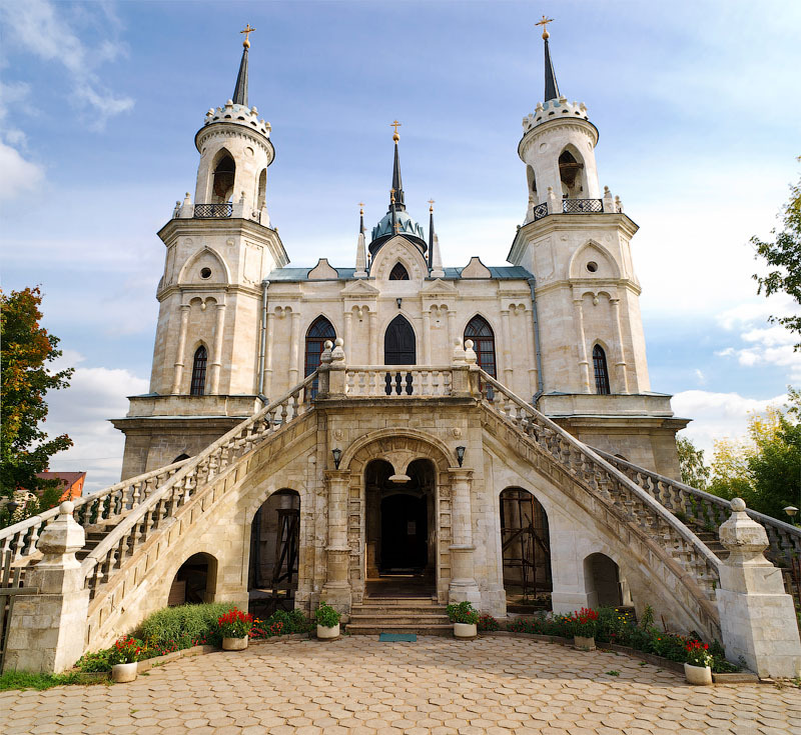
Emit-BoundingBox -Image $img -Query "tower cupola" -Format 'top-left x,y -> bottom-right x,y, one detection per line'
193,25 -> 274,224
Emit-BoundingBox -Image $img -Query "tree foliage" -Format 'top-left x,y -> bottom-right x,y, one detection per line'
676,435 -> 710,490
753,160 -> 801,347
0,287 -> 74,504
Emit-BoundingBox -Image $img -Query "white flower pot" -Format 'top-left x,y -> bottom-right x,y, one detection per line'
453,623 -> 477,639
111,662 -> 138,683
573,635 -> 596,651
684,662 -> 712,685
317,623 -> 340,639
222,636 -> 249,651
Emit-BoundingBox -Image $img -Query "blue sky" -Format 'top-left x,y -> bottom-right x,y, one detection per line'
2,0 -> 801,490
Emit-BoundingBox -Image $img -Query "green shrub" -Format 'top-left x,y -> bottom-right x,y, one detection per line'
76,648 -> 112,673
137,602 -> 231,643
315,601 -> 341,628
0,671 -> 81,691
445,601 -> 479,625
268,608 -> 313,634
477,614 -> 500,631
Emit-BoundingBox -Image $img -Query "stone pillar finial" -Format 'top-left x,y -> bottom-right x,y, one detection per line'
331,337 -> 346,365
320,340 -> 333,365
719,497 -> 770,566
464,339 -> 477,365
36,501 -> 85,571
179,191 -> 193,218
452,337 -> 466,365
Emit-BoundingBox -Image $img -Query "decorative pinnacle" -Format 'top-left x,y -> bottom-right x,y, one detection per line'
390,119 -> 402,142
240,23 -> 256,48
359,201 -> 364,215
535,15 -> 553,39
428,198 -> 435,212
390,188 -> 396,204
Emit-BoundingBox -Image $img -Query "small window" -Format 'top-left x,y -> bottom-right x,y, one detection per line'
586,261 -> 598,273
464,315 -> 496,378
200,267 -> 212,279
593,345 -> 610,395
389,263 -> 409,280
190,346 -> 207,396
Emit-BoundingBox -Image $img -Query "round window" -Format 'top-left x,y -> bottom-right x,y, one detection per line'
586,261 -> 598,273
200,267 -> 212,279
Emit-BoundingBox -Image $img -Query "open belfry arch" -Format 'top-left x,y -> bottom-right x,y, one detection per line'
3,17 -> 800,680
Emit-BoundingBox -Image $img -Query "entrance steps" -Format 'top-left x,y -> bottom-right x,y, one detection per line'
347,597 -> 452,636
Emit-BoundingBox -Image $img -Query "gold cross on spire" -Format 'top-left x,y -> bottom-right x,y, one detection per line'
535,15 -> 554,39
428,199 -> 435,212
390,120 -> 402,142
240,23 -> 256,48
359,201 -> 364,215
390,188 -> 396,204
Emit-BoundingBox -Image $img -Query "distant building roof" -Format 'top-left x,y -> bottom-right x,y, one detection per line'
267,265 -> 533,282
36,472 -> 87,485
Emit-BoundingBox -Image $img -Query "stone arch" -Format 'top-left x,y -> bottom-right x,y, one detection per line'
341,428 -> 455,476
210,147 -> 236,203
178,246 -> 232,285
165,551 -> 219,607
371,235 -> 428,281
558,143 -> 588,198
568,240 -> 620,280
383,313 -> 416,365
583,552 -> 630,608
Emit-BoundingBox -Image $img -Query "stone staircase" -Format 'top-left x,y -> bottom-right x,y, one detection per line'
347,598 -> 452,636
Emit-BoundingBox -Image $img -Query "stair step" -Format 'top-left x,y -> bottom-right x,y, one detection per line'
350,615 -> 449,625
347,624 -> 453,636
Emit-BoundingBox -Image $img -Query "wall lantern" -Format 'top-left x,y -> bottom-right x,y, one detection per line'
332,448 -> 343,469
455,446 -> 465,467
396,297 -> 402,310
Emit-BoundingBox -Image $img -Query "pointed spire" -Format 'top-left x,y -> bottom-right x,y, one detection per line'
535,15 -> 560,102
355,203 -> 368,278
233,24 -> 256,106
390,121 -> 406,211
428,199 -> 436,269
430,233 -> 444,279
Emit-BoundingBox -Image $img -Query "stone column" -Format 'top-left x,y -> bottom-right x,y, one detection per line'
422,308 -> 432,365
171,303 -> 191,394
500,308 -> 514,386
289,309 -> 301,386
573,297 -> 591,393
3,502 -> 89,674
716,498 -> 801,678
208,301 -> 226,395
446,309 -> 456,351
610,297 -> 630,394
321,469 -> 353,612
368,309 -> 378,365
447,468 -> 481,605
343,309 -> 352,355
522,305 -> 538,393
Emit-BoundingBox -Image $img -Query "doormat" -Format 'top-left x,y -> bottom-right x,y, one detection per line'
379,633 -> 417,642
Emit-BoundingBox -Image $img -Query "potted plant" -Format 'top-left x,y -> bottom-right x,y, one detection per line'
684,639 -> 713,685
315,601 -> 341,639
217,608 -> 254,651
109,638 -> 141,683
571,607 -> 599,651
446,601 -> 480,639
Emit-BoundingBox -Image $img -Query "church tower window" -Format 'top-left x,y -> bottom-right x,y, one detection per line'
384,315 -> 416,365
558,149 -> 584,199
305,317 -> 336,377
389,262 -> 410,280
464,315 -> 497,377
212,152 -> 236,202
190,346 -> 208,395
592,344 -> 610,395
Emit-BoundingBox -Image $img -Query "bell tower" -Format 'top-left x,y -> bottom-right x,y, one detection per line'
114,26 -> 289,478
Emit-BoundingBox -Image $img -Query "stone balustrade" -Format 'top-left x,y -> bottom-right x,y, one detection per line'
345,366 -> 453,397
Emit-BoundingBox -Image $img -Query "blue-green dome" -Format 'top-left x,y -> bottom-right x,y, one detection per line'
371,209 -> 426,242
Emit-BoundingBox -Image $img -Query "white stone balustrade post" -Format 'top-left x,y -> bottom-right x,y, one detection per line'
716,498 -> 801,678
178,192 -> 193,218
321,469 -> 353,612
3,502 -> 89,674
451,338 -> 470,397
447,468 -> 481,605
464,339 -> 481,396
328,338 -> 347,397
316,340 -> 333,397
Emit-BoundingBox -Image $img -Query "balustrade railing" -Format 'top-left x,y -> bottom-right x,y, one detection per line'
80,372 -> 318,601
194,203 -> 233,218
594,449 -> 801,563
475,369 -> 721,604
562,198 -> 603,214
0,460 -> 189,562
532,202 -> 549,221
345,366 -> 453,397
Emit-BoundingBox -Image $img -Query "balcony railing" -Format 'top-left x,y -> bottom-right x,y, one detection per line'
194,203 -> 233,218
562,198 -> 603,214
345,366 -> 453,397
531,202 -> 549,221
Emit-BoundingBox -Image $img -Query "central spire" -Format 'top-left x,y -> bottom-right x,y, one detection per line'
233,24 -> 256,106
536,15 -> 560,102
390,120 -> 406,211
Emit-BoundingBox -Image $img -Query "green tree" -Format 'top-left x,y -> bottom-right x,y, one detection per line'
1,287 -> 74,520
676,435 -> 710,490
753,159 -> 801,347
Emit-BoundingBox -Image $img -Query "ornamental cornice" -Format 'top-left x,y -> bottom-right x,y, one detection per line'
518,117 -> 599,160
534,278 -> 642,298
195,122 -> 274,159
157,282 -> 262,301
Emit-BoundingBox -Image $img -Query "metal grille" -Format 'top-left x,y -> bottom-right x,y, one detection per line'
532,202 -> 549,221
194,203 -> 233,218
562,198 -> 603,214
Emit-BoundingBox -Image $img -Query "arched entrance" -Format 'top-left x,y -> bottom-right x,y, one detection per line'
584,552 -> 628,608
384,315 -> 416,365
248,489 -> 300,616
167,553 -> 217,606
365,458 -> 435,597
499,487 -> 552,611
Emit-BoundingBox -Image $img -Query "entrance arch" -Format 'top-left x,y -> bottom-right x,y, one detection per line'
584,552 -> 627,608
384,315 -> 416,365
167,552 -> 218,606
499,487 -> 552,610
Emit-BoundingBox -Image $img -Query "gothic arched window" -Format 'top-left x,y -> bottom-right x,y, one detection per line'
384,315 -> 416,365
190,346 -> 207,396
558,148 -> 584,199
389,262 -> 409,280
593,344 -> 610,395
212,151 -> 236,203
305,317 -> 336,377
464,315 -> 496,377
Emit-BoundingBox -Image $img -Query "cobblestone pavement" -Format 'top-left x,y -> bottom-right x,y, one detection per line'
2,636 -> 801,734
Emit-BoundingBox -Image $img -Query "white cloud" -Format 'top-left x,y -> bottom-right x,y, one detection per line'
44,361 -> 149,492
0,0 -> 133,130
673,389 -> 787,457
0,139 -> 44,199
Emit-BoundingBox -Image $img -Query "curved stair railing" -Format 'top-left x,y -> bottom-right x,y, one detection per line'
475,369 -> 722,630
0,460 -> 190,563
80,372 -> 318,602
593,449 -> 801,563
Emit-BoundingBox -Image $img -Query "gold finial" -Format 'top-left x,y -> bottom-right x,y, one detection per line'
359,201 -> 364,215
428,198 -> 435,213
240,23 -> 256,48
535,15 -> 553,40
390,188 -> 396,204
394,221 -> 402,233
390,119 -> 402,142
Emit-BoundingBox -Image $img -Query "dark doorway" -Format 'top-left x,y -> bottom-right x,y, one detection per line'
365,458 -> 435,597
168,553 -> 216,606
384,315 -> 416,365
